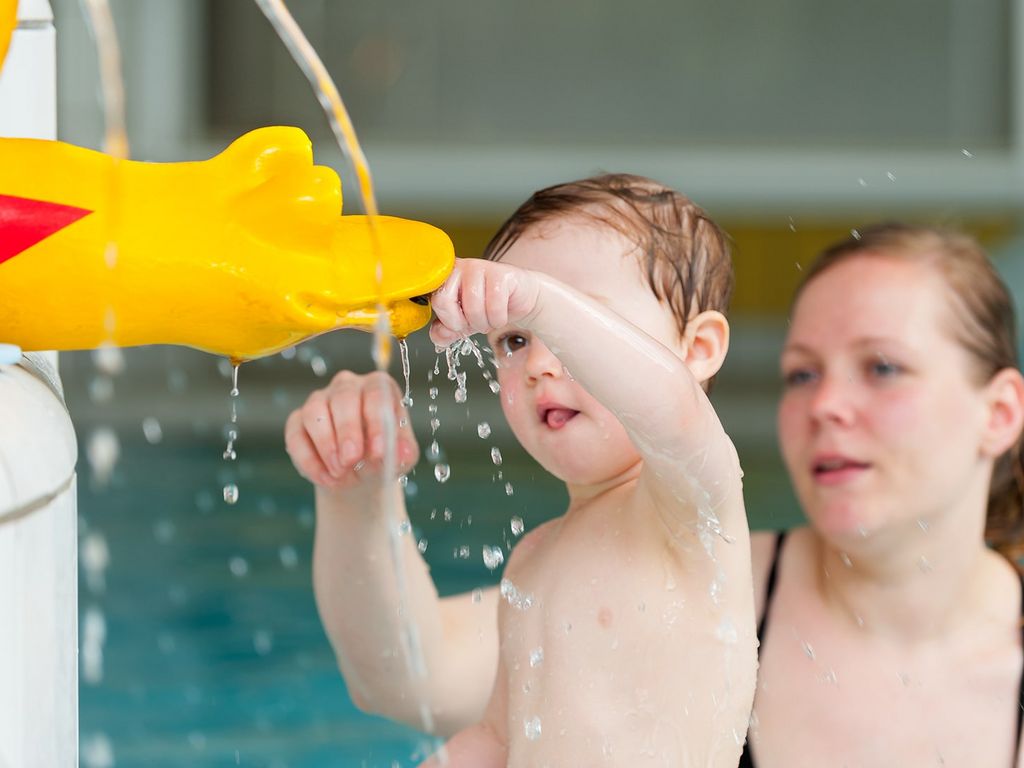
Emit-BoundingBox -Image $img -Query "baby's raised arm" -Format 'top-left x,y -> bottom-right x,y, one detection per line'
285,370 -> 499,734
430,258 -> 742,529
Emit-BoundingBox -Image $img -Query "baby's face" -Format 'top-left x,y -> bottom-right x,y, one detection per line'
485,219 -> 685,484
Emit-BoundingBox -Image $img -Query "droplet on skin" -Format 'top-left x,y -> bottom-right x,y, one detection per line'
529,647 -> 544,667
524,716 -> 542,741
472,588 -> 483,603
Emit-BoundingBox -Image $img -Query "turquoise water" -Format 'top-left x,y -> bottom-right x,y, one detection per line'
77,432 -> 567,767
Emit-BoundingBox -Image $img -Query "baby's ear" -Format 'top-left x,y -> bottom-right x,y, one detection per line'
682,310 -> 729,384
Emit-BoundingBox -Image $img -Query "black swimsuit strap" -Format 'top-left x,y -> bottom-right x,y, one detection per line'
1015,570 -> 1024,765
739,531 -> 790,768
756,530 -> 788,640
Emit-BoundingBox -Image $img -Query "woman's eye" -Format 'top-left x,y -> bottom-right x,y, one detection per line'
869,358 -> 902,378
499,333 -> 528,356
783,368 -> 816,387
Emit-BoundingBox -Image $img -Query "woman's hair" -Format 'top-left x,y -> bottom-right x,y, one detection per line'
797,222 -> 1024,562
481,173 -> 733,342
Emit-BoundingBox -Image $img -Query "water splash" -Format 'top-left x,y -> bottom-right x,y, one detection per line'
399,338 -> 414,407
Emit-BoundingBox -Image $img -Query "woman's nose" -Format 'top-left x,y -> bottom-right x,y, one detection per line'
525,339 -> 563,383
809,373 -> 857,426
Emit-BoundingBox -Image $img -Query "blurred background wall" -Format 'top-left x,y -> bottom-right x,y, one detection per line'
40,1 -> 1024,764
51,0 -> 1024,507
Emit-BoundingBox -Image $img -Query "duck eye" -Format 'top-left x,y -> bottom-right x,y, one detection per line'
409,294 -> 431,306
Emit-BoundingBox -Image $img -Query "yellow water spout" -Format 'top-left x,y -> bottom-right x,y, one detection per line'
0,0 -> 15,72
0,126 -> 454,360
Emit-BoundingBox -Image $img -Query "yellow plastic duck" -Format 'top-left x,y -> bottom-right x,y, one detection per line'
0,0 -> 13,69
0,126 -> 454,360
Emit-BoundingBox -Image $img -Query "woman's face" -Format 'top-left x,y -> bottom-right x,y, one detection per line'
777,253 -> 996,543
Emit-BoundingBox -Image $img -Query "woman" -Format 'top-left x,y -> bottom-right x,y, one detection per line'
741,223 -> 1024,767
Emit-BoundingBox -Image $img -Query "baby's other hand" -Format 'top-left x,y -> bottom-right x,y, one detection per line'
428,258 -> 540,347
284,370 -> 418,491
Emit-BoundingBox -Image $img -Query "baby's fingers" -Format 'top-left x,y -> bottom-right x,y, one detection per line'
326,372 -> 367,472
300,389 -> 343,478
284,409 -> 334,486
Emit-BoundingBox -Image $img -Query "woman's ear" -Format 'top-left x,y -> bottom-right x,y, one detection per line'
682,310 -> 730,384
980,367 -> 1024,458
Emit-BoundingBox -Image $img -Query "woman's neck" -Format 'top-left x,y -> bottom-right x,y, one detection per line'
810,515 -> 1012,644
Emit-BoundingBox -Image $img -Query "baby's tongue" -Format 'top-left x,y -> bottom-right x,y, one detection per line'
546,408 -> 576,429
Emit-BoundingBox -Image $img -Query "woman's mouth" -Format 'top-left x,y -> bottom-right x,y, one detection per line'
812,455 -> 871,484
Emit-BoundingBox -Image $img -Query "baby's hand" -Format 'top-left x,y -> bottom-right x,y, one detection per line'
284,370 -> 419,492
428,258 -> 540,347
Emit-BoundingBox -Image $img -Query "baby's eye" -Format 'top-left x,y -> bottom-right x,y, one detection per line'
497,332 -> 529,356
782,368 -> 816,388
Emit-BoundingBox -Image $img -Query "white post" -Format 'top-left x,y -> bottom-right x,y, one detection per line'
0,2 -> 80,767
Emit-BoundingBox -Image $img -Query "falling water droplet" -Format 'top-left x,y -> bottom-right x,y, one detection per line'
482,545 -> 505,571
490,447 -> 503,466
510,516 -> 525,536
399,339 -> 414,407
310,355 -> 328,377
477,422 -> 492,439
141,417 -> 163,445
434,463 -> 451,483
86,428 -> 120,487
223,484 -> 239,504
279,545 -> 299,569
229,556 -> 249,577
505,482 -> 514,496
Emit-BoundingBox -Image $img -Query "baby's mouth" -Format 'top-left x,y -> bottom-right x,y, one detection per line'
541,407 -> 579,429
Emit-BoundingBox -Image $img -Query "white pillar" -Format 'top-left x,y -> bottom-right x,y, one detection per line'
0,2 -> 80,767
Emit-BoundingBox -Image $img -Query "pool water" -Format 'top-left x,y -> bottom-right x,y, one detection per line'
77,432 -> 568,767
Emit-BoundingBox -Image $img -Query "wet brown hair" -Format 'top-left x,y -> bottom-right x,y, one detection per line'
797,223 -> 1024,563
482,173 -> 734,342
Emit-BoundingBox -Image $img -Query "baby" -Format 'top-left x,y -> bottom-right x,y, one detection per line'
286,174 -> 757,766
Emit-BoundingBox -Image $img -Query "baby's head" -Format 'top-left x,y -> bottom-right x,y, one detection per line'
483,173 -> 733,387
